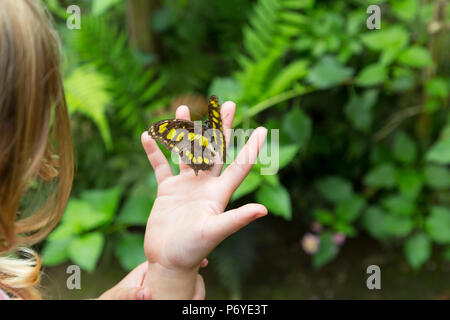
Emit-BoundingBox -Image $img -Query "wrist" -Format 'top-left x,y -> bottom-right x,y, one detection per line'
143,262 -> 199,299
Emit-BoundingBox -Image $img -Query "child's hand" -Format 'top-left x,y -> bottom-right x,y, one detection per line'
141,101 -> 268,299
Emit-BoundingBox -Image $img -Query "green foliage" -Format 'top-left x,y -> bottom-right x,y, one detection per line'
68,232 -> 105,273
315,176 -> 353,203
65,65 -> 113,148
42,0 -> 450,296
404,233 -> 431,270
115,232 -> 146,271
307,56 -> 353,88
256,183 -> 291,220
344,89 -> 378,132
313,232 -> 339,269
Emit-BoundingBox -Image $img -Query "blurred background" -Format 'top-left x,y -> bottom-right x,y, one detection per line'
38,0 -> 450,299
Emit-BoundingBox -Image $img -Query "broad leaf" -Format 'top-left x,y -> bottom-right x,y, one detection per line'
315,176 -> 354,203
256,184 -> 292,220
307,56 -> 353,89
404,233 -> 431,269
115,232 -> 146,271
68,232 -> 105,272
364,163 -> 397,188
312,232 -> 339,268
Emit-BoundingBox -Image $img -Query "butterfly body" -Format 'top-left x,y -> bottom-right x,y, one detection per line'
148,95 -> 226,175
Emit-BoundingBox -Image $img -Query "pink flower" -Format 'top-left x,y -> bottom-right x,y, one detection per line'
311,222 -> 323,233
301,233 -> 320,254
332,233 -> 346,245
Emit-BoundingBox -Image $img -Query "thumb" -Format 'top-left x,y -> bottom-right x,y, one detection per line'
98,287 -> 151,300
208,203 -> 268,243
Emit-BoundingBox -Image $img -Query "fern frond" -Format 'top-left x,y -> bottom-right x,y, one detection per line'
65,65 -> 113,149
66,16 -> 166,133
235,0 -> 312,107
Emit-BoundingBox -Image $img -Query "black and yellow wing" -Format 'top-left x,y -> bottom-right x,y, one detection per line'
148,119 -> 215,175
206,95 -> 226,163
148,95 -> 226,175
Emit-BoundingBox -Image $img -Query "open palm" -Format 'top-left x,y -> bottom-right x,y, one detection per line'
141,101 -> 268,271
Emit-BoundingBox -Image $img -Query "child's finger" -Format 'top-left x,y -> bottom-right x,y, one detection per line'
207,204 -> 268,243
141,132 -> 173,184
192,274 -> 205,300
210,101 -> 235,177
220,127 -> 267,198
175,105 -> 193,174
98,286 -> 151,300
200,258 -> 208,268
221,101 -> 236,147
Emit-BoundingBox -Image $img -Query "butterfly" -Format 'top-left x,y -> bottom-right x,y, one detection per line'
148,95 -> 226,175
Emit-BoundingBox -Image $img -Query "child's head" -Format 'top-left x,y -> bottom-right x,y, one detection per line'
0,0 -> 73,298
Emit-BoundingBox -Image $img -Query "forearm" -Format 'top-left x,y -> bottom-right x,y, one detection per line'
143,262 -> 198,299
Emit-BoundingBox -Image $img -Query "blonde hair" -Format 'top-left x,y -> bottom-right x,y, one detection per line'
0,0 -> 74,299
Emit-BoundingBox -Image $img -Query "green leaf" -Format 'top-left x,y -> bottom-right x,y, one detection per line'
209,77 -> 243,102
282,107 -> 312,147
115,232 -> 146,271
398,46 -> 433,68
360,26 -> 409,65
65,65 -> 113,149
362,206 -> 413,239
41,238 -> 72,266
383,214 -> 414,237
256,184 -> 291,220
91,0 -> 121,16
355,64 -> 388,87
48,222 -> 78,241
404,233 -> 431,269
392,131 -> 417,164
344,89 -> 378,132
425,206 -> 450,244
266,60 -> 309,97
364,163 -> 397,188
336,195 -> 367,222
279,145 -> 300,169
362,207 -> 389,239
425,78 -> 449,99
391,0 -> 419,21
116,193 -> 152,226
381,194 -> 416,216
424,165 -> 450,189
361,26 -> 408,50
313,209 -> 335,226
117,177 -> 155,226
395,169 -> 423,199
61,199 -> 108,232
62,188 -> 122,232
312,232 -> 339,268
426,137 -> 450,165
443,246 -> 450,261
80,187 -> 122,222
68,232 -> 105,272
232,170 -> 262,201
307,56 -> 353,89
315,176 -> 354,203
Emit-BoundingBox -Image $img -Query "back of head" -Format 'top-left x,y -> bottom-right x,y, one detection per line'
0,0 -> 74,299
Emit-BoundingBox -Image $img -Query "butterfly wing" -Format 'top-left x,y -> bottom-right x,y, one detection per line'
148,119 -> 214,175
207,95 -> 226,163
